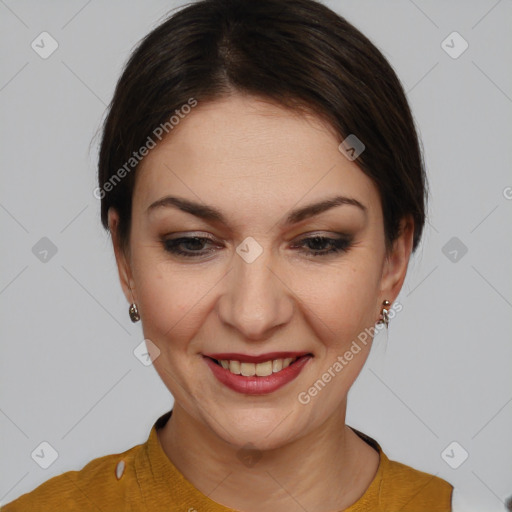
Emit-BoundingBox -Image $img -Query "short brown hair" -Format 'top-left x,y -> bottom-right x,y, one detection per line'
98,0 -> 428,254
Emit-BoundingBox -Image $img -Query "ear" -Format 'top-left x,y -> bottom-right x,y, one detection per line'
108,208 -> 136,305
378,215 -> 415,306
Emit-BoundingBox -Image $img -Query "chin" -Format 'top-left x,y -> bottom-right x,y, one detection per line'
208,406 -> 302,451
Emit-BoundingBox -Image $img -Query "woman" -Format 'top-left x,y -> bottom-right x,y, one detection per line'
3,0 -> 455,510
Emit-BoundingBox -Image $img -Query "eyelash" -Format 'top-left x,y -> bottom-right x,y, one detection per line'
161,234 -> 352,259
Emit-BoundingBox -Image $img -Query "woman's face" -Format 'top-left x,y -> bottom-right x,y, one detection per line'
109,93 -> 412,450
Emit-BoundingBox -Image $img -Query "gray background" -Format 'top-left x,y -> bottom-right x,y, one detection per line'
1,0 -> 511,510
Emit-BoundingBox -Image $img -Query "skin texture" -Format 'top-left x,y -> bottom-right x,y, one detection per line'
108,93 -> 414,511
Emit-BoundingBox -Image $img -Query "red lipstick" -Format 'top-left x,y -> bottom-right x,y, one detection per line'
203,352 -> 312,395
203,351 -> 310,364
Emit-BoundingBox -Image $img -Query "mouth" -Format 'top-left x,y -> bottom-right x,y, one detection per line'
202,352 -> 313,395
205,354 -> 311,377
203,352 -> 312,376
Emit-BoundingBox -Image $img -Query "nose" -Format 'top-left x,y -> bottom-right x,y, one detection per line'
216,245 -> 294,341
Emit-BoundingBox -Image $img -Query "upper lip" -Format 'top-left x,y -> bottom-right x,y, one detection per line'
203,351 -> 312,364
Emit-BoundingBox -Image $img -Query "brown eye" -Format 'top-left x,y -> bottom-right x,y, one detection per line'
292,235 -> 352,257
162,236 -> 218,258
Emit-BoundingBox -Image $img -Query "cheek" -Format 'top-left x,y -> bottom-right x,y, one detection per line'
132,256 -> 201,342
291,257 -> 380,339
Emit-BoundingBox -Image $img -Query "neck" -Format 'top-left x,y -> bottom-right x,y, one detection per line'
157,402 -> 379,512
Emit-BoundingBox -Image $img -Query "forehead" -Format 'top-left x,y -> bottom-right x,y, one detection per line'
134,94 -> 381,224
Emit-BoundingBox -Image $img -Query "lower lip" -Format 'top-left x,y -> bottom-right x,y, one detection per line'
203,355 -> 312,395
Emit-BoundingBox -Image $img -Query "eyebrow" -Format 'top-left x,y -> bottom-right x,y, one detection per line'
146,194 -> 367,227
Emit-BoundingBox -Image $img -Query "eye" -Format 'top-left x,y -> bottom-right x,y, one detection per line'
161,233 -> 353,259
161,236 -> 219,258
291,234 -> 352,257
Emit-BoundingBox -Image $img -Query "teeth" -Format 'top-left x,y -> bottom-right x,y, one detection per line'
240,362 -> 256,376
283,357 -> 294,367
272,359 -> 283,372
229,360 -> 241,375
218,357 -> 299,377
255,360 -> 273,377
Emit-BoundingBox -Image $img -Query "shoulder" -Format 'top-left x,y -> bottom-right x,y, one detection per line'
1,441 -> 144,512
348,427 -> 453,511
379,452 -> 453,510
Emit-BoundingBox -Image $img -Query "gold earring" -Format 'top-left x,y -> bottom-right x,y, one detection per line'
377,300 -> 391,328
129,303 -> 140,323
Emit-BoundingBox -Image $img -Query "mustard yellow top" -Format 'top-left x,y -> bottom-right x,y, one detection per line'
2,410 -> 453,511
